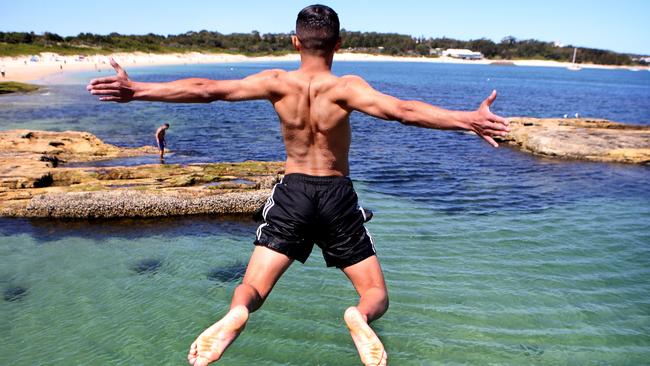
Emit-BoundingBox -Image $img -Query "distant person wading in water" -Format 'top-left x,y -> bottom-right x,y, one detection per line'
87,5 -> 508,365
155,123 -> 170,160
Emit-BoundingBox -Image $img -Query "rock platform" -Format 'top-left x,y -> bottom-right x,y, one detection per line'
495,118 -> 650,164
0,130 -> 283,218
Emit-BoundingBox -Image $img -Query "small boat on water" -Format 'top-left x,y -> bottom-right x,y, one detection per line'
567,48 -> 581,71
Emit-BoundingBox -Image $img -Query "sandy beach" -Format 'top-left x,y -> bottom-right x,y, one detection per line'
1,51 -> 647,83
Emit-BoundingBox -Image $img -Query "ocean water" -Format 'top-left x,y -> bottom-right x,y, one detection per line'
1,62 -> 649,365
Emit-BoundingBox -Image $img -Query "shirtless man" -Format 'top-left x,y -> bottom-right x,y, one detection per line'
155,123 -> 170,160
86,5 -> 508,365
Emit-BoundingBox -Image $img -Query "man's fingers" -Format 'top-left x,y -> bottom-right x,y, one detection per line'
489,113 -> 508,125
91,89 -> 121,96
482,135 -> 499,148
484,129 -> 508,137
483,89 -> 497,107
109,58 -> 123,73
88,82 -> 121,90
88,76 -> 118,87
110,58 -> 128,78
484,121 -> 509,131
99,96 -> 122,102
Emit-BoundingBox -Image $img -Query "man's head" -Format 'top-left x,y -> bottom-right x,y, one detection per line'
163,123 -> 170,129
294,4 -> 340,56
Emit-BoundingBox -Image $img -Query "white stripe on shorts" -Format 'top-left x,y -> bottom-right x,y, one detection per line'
256,223 -> 268,241
365,226 -> 376,253
262,183 -> 279,220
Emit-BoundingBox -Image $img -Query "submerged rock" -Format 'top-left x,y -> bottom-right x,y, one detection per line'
3,286 -> 28,301
518,343 -> 544,357
207,263 -> 247,282
131,258 -> 163,274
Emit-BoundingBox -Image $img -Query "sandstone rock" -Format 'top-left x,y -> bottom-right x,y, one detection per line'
0,130 -> 284,218
495,118 -> 650,164
24,189 -> 273,218
0,129 -> 159,189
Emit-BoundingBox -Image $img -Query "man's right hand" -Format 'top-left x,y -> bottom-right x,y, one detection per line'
86,58 -> 135,103
466,90 -> 509,147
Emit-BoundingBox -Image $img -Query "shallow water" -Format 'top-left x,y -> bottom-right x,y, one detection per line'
1,62 -> 649,365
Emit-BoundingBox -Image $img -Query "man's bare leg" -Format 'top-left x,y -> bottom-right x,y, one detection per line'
187,246 -> 293,366
342,255 -> 389,366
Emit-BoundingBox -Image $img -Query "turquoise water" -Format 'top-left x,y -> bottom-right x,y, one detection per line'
1,62 -> 650,365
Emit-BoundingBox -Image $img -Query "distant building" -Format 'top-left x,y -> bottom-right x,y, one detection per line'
430,48 -> 443,56
442,49 -> 483,60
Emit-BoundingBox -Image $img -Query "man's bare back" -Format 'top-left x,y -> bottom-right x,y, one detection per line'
266,69 -> 354,176
86,5 -> 508,366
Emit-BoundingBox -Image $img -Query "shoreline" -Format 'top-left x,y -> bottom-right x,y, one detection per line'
1,51 -> 648,83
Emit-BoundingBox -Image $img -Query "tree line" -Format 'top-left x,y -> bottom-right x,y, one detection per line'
0,30 -> 637,65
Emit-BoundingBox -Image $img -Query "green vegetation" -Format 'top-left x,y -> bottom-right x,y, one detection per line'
0,30 -> 639,65
0,81 -> 39,94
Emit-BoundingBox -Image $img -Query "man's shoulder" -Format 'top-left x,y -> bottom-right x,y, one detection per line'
339,74 -> 367,82
257,68 -> 289,79
326,75 -> 370,96
339,74 -> 364,82
305,74 -> 367,89
336,75 -> 372,91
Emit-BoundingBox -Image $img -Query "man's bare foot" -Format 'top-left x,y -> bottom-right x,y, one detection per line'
187,305 -> 249,366
344,307 -> 387,366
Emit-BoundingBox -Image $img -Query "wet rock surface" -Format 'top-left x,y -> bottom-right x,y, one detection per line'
0,130 -> 284,218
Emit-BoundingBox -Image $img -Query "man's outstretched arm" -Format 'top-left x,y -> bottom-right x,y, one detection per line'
339,76 -> 509,147
86,58 -> 281,103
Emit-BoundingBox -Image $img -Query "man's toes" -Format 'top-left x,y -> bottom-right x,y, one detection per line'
187,342 -> 198,364
193,356 -> 211,366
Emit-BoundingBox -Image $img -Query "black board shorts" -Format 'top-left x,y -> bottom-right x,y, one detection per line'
254,173 -> 376,268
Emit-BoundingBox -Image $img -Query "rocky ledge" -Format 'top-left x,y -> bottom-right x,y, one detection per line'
0,82 -> 40,95
495,118 -> 650,164
0,130 -> 284,218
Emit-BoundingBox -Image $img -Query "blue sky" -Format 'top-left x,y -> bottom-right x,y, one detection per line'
2,0 -> 649,54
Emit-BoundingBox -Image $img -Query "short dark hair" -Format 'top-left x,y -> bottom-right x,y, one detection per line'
296,4 -> 340,54
164,123 -> 170,127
